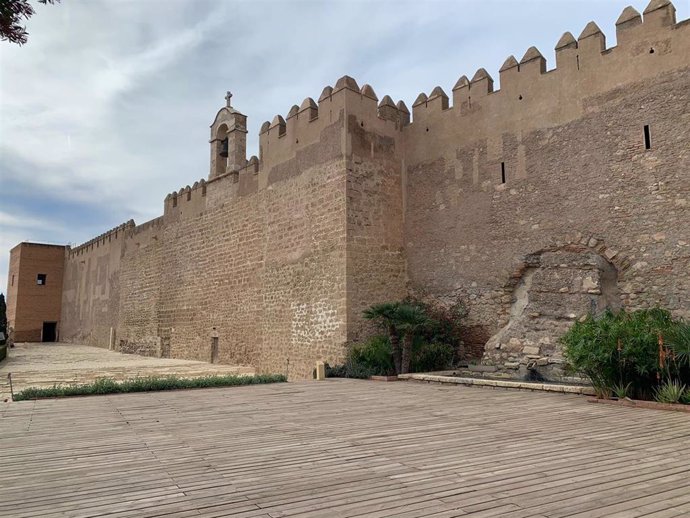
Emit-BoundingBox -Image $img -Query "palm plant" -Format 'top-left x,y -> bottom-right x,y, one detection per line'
395,304 -> 431,374
666,322 -> 690,367
364,302 -> 402,375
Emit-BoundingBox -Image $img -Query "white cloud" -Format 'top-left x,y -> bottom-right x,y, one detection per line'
0,211 -> 63,232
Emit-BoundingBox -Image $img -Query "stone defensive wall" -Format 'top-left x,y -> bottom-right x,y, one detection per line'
57,0 -> 689,379
403,1 -> 690,372
60,75 -> 410,378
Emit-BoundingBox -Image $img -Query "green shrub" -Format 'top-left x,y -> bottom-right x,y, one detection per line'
325,336 -> 453,378
349,336 -> 394,375
412,341 -> 454,372
561,308 -> 689,401
324,360 -> 377,380
654,380 -> 687,404
405,297 -> 466,360
681,389 -> 690,405
362,297 -> 465,375
13,373 -> 286,401
324,337 -> 394,379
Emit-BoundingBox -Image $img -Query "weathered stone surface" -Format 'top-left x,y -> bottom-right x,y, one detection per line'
468,364 -> 498,373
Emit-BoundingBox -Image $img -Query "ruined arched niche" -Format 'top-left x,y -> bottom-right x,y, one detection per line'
483,244 -> 620,380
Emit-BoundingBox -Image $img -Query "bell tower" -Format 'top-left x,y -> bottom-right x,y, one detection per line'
209,91 -> 248,180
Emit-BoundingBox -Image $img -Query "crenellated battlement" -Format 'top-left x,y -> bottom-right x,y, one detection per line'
227,0 -> 683,168
395,1 -> 690,173
256,75 -> 409,174
164,155 -> 260,215
406,0 -> 687,140
68,220 -> 135,257
130,215 -> 164,236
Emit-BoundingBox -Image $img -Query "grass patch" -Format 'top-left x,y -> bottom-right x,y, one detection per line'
12,373 -> 287,401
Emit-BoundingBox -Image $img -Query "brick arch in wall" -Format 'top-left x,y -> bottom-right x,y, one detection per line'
481,233 -> 631,379
502,233 -> 632,295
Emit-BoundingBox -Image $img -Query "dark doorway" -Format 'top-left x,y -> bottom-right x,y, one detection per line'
42,322 -> 57,342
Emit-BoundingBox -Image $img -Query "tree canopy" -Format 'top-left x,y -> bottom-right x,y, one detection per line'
1,0 -> 59,46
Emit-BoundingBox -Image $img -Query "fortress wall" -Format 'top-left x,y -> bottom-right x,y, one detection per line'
156,190 -> 265,365
260,155 -> 348,378
53,2 -> 689,377
107,111 -> 350,377
405,8 -> 690,366
406,68 -> 690,366
163,156 -> 260,219
344,91 -> 409,343
117,217 -> 165,356
254,108 -> 350,377
61,222 -> 133,347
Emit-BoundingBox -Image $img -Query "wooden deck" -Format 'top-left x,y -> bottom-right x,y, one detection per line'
1,379 -> 689,517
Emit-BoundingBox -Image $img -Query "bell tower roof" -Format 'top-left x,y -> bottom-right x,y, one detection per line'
210,91 -> 246,128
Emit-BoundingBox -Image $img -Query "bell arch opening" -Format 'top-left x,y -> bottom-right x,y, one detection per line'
213,123 -> 229,178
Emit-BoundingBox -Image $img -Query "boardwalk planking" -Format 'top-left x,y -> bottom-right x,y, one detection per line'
1,379 -> 689,517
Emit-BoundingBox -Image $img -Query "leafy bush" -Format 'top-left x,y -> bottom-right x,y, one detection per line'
349,336 -> 395,375
325,336 -> 454,379
561,308 -> 690,401
324,361 -> 377,380
13,373 -> 286,401
324,337 -> 394,379
362,298 -> 465,375
406,296 -> 466,360
412,340 -> 454,372
682,389 -> 690,405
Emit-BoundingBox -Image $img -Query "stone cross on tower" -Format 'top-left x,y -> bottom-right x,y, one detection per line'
225,91 -> 232,107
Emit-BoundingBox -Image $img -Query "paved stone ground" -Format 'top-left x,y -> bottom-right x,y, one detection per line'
1,379 -> 689,517
0,342 -> 254,400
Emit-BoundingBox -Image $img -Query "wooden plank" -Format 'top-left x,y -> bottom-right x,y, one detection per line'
1,379 -> 688,517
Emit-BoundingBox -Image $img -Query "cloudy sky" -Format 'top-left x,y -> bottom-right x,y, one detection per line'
0,0 -> 685,294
